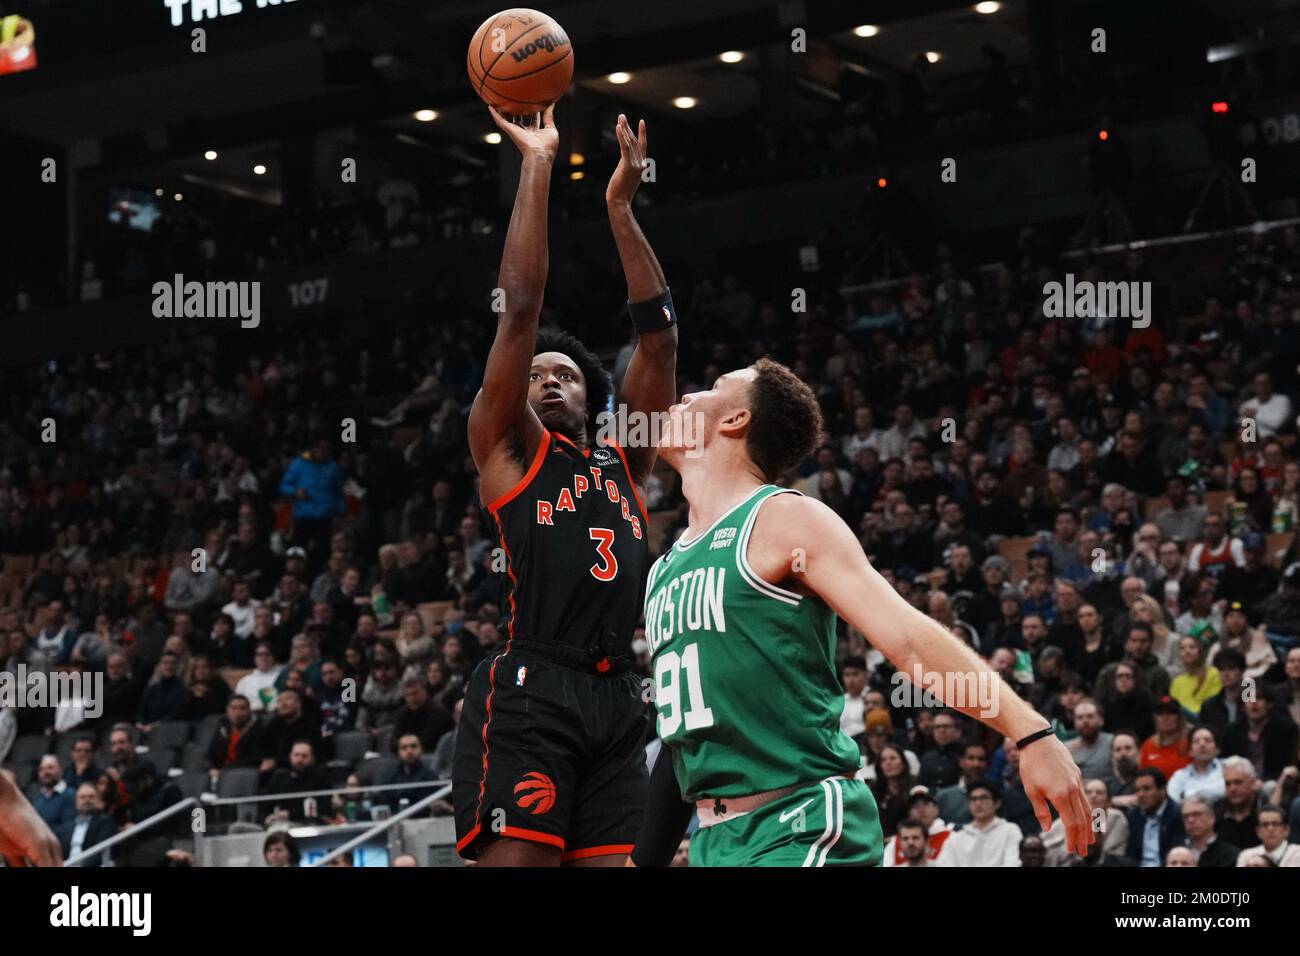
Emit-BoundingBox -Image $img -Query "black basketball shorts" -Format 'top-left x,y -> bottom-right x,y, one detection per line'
452,641 -> 650,862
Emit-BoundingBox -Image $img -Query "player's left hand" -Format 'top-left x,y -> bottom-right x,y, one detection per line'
1019,734 -> 1095,857
606,113 -> 648,207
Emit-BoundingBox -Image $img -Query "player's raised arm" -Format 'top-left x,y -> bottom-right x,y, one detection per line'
606,114 -> 678,485
468,104 -> 558,479
750,493 -> 1097,858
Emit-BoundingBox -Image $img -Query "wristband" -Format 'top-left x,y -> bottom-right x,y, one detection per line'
1016,726 -> 1055,750
628,289 -> 676,335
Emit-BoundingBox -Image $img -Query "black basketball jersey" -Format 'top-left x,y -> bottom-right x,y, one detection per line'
486,428 -> 649,658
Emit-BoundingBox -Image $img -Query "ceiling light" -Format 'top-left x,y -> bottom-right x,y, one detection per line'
672,96 -> 697,110
569,151 -> 585,166
607,72 -> 632,84
204,150 -> 218,161
485,132 -> 502,144
174,193 -> 184,201
570,170 -> 585,181
719,51 -> 744,64
925,51 -> 942,64
253,164 -> 267,175
974,2 -> 1001,13
414,109 -> 438,122
853,25 -> 879,38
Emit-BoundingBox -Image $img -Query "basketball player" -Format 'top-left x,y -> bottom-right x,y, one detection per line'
452,104 -> 678,866
630,359 -> 1094,866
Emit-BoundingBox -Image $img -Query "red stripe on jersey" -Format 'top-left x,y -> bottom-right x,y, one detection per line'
486,430 -> 553,514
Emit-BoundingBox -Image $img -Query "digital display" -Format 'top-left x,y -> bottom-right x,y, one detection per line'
0,14 -> 37,75
107,189 -> 163,232
300,844 -> 390,867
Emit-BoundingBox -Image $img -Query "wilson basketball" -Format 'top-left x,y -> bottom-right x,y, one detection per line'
467,8 -> 574,115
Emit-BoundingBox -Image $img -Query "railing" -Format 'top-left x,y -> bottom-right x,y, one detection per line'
64,797 -> 199,867
200,777 -> 452,809
312,785 -> 452,867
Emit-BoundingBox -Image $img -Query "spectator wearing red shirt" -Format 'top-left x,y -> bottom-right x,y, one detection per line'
1140,696 -> 1192,780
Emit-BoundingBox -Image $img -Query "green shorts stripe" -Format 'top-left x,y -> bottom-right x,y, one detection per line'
689,776 -> 883,867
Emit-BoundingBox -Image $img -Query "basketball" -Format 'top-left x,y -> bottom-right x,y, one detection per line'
466,8 -> 574,115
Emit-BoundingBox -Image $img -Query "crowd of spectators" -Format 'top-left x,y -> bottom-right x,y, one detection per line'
5,199 -> 1300,866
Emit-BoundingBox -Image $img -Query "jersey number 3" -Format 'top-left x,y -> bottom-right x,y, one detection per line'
588,528 -> 618,581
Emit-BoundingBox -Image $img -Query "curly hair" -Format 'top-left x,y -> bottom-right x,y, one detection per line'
535,328 -> 613,442
745,357 -> 825,482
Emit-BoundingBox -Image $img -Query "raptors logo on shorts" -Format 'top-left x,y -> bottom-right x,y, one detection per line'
514,771 -> 557,815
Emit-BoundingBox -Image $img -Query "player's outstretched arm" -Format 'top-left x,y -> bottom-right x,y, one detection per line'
750,494 -> 1096,858
606,114 -> 677,485
0,769 -> 63,866
468,104 -> 558,483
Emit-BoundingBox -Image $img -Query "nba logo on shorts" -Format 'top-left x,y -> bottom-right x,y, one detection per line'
514,771 -> 557,815
516,665 -> 527,686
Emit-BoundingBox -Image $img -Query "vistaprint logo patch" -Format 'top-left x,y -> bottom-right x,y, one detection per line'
49,887 -> 152,936
0,665 -> 102,719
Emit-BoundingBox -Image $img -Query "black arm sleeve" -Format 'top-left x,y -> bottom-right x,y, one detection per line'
630,743 -> 694,867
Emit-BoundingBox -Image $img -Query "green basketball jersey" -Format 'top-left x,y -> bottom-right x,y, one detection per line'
643,484 -> 861,800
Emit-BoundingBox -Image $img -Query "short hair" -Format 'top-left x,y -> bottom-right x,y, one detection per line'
400,676 -> 426,693
535,328 -> 613,442
1221,756 -> 1256,779
1127,621 -> 1154,640
228,694 -> 250,707
967,778 -> 1001,801
895,819 -> 927,837
263,831 -> 301,865
1134,766 -> 1167,789
745,357 -> 824,483
1212,648 -> 1247,671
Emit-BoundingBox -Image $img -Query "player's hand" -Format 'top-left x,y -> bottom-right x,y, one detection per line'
1019,734 -> 1095,857
0,771 -> 63,866
489,103 -> 559,161
606,113 -> 648,207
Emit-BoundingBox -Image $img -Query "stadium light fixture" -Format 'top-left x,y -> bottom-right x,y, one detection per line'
569,151 -> 585,166
975,2 -> 1001,14
154,188 -> 164,197
485,132 -> 502,144
570,170 -> 585,181
414,109 -> 438,122
607,72 -> 632,84
253,164 -> 268,175
174,193 -> 184,201
925,51 -> 942,64
204,150 -> 218,161
853,25 -> 879,38
719,51 -> 744,63
672,96 -> 697,109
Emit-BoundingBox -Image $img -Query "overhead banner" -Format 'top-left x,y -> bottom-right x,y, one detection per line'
0,13 -> 36,75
